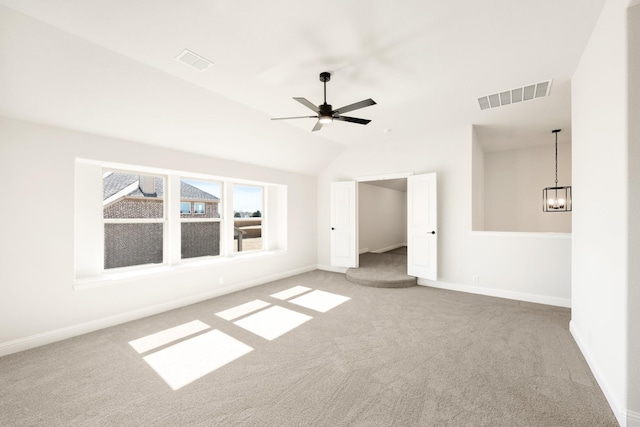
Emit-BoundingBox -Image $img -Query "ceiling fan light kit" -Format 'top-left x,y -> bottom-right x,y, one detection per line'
542,129 -> 572,212
271,71 -> 376,131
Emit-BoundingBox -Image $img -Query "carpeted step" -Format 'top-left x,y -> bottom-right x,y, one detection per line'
346,251 -> 417,288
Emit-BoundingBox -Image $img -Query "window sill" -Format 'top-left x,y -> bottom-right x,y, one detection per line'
74,249 -> 287,291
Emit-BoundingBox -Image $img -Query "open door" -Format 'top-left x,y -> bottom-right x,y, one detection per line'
330,181 -> 358,268
407,173 -> 437,280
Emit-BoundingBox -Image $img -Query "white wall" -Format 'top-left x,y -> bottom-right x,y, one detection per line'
358,182 -> 406,253
0,116 -> 318,355
571,0 -> 632,424
483,141 -> 572,233
471,127 -> 485,231
317,127 -> 572,308
628,4 -> 640,423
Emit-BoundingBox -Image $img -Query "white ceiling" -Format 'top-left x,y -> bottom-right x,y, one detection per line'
0,0 -> 605,174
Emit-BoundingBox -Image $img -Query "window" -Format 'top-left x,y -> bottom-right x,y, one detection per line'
74,159 -> 287,283
233,184 -> 263,253
103,171 -> 165,269
180,202 -> 191,214
180,179 -> 222,259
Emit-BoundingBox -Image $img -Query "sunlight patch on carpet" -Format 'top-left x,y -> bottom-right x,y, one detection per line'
289,290 -> 351,313
143,330 -> 253,390
129,320 -> 211,354
270,285 -> 312,300
215,299 -> 270,321
234,306 -> 312,340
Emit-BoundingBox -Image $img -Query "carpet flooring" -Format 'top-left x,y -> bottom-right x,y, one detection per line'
346,247 -> 417,288
0,270 -> 617,426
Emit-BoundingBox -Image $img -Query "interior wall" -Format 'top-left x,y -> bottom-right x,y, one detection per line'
471,126 -> 485,231
0,116 -> 318,355
317,127 -> 572,308
483,141 -> 572,233
358,182 -> 406,253
571,0 -> 630,423
627,2 -> 640,422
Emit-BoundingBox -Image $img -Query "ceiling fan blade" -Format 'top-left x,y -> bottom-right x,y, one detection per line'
333,98 -> 376,115
271,115 -> 317,120
311,121 -> 323,132
334,115 -> 371,125
293,97 -> 320,113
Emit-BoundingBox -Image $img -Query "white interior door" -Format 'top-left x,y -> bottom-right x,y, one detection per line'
330,181 -> 358,268
407,173 -> 437,280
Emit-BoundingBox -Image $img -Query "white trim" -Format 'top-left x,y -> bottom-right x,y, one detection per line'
470,231 -> 572,239
628,410 -> 640,427
358,247 -> 369,254
78,157 -> 279,188
317,264 -> 348,274
371,243 -> 407,254
570,321 -> 627,427
103,181 -> 139,206
354,171 -> 414,182
1,264 -> 316,357
75,249 -> 288,290
418,278 -> 571,308
180,201 -> 192,214
193,202 -> 205,214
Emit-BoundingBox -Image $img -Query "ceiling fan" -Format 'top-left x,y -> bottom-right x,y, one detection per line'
271,71 -> 376,132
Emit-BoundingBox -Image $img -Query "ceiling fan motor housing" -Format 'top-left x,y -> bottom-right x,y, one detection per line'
319,103 -> 333,115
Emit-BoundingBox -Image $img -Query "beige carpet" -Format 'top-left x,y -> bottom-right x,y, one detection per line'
0,270 -> 617,426
346,247 -> 417,288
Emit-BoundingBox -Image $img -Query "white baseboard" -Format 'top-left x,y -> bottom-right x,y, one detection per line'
570,321 -> 626,427
316,264 -> 348,274
0,264 -> 317,357
628,411 -> 640,427
358,247 -> 369,254
418,279 -> 571,308
371,243 -> 406,254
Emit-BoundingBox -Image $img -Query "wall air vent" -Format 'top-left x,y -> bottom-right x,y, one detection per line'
175,49 -> 213,71
477,80 -> 552,110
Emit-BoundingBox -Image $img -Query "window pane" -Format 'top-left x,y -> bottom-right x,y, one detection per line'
180,202 -> 191,214
180,179 -> 221,219
233,185 -> 263,252
103,171 -> 164,219
104,223 -> 163,269
181,222 -> 221,259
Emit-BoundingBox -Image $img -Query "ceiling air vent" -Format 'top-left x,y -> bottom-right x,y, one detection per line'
175,49 -> 213,71
477,80 -> 552,110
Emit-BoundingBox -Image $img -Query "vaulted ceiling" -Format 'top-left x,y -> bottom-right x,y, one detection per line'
0,1 -> 606,174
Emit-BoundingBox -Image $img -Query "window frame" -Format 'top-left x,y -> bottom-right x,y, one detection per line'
180,177 -> 223,260
232,183 -> 265,254
180,202 -> 192,214
74,158 -> 287,286
194,202 -> 205,214
102,170 -> 167,270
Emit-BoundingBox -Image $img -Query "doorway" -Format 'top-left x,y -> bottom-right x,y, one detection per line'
357,178 -> 408,257
330,172 -> 438,281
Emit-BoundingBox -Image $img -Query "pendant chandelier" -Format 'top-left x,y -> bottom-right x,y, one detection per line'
543,129 -> 572,212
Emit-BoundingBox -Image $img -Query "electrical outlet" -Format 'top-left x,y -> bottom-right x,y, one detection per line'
472,275 -> 479,284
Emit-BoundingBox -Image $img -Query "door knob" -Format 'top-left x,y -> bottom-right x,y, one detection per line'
431,231 -> 436,234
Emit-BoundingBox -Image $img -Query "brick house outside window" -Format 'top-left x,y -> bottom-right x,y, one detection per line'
103,172 -> 220,268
